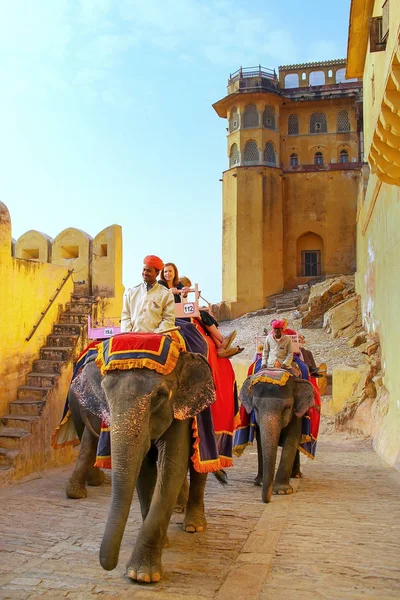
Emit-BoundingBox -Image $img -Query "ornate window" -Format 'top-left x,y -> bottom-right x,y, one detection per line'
314,151 -> 324,165
243,141 -> 259,165
263,105 -> 275,129
284,73 -> 299,88
288,114 -> 299,135
340,149 -> 349,163
337,109 -> 350,132
309,70 -> 326,86
229,107 -> 239,133
310,112 -> 327,134
290,153 -> 299,166
243,104 -> 259,128
264,142 -> 276,165
229,143 -> 240,167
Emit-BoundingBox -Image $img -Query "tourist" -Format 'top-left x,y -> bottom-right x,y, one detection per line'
120,255 -> 175,333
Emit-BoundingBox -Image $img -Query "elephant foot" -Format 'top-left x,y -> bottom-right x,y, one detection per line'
126,548 -> 162,583
291,470 -> 303,479
254,475 -> 262,486
86,467 -> 106,487
183,511 -> 207,533
273,482 -> 293,496
66,479 -> 87,499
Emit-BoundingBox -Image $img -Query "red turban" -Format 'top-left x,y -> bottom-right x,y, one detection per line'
143,255 -> 164,271
271,319 -> 285,329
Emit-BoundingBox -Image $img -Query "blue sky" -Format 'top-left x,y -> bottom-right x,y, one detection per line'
1,0 -> 351,303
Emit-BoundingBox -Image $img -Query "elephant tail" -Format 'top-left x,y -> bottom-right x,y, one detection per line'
213,469 -> 228,485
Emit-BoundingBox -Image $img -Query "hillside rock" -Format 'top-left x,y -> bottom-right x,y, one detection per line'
300,275 -> 355,328
324,295 -> 362,338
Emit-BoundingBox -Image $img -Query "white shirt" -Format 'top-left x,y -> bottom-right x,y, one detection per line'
121,282 -> 175,333
262,333 -> 293,368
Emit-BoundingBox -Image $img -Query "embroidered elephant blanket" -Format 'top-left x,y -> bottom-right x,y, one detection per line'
233,355 -> 320,459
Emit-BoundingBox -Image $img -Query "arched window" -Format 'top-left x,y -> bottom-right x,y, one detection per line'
290,153 -> 299,167
229,107 -> 239,133
264,142 -> 276,165
243,141 -> 259,165
340,149 -> 349,163
309,71 -> 325,86
229,143 -> 240,167
263,105 -> 275,129
301,72 -> 307,81
314,152 -> 324,165
335,68 -> 346,83
310,112 -> 327,134
243,104 -> 259,128
288,114 -> 299,135
337,109 -> 350,132
284,73 -> 299,88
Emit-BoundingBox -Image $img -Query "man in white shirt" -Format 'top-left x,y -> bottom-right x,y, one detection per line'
261,319 -> 293,370
121,255 -> 175,333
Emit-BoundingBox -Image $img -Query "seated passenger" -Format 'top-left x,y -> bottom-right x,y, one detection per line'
161,265 -> 243,358
261,320 -> 293,370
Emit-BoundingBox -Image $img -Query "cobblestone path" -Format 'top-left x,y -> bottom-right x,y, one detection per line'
0,433 -> 399,599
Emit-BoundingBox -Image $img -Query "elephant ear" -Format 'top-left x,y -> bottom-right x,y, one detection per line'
293,378 -> 315,418
70,361 -> 109,423
239,376 -> 253,414
171,352 -> 216,420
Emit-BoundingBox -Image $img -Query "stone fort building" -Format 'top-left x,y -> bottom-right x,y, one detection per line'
213,59 -> 364,318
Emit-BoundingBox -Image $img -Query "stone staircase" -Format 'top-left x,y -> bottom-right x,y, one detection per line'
267,289 -> 309,313
0,294 -> 97,484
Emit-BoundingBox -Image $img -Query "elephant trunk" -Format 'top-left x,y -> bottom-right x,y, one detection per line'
259,413 -> 281,503
99,402 -> 149,571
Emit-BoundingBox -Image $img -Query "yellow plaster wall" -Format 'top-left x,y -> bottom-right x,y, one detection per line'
15,230 -> 52,262
283,169 -> 358,288
349,0 -> 400,469
52,228 -> 92,295
0,202 -> 74,418
280,100 -> 360,166
332,367 -> 362,413
222,166 -> 284,318
92,225 -> 124,321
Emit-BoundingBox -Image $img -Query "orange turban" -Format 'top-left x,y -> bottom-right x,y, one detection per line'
143,255 -> 164,271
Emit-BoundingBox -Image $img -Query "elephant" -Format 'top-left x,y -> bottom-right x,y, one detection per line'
240,374 -> 314,503
66,351 -> 216,583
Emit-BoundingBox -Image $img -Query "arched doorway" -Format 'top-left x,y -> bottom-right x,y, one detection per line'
296,232 -> 324,277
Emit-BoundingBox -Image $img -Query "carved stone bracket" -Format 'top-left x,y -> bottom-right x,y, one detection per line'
369,33 -> 400,185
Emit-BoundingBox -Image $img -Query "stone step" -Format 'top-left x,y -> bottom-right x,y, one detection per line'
0,447 -> 21,465
40,347 -> 74,361
53,323 -> 84,336
1,415 -> 40,432
18,386 -> 52,402
46,334 -> 79,348
59,313 -> 88,325
33,360 -> 65,374
71,295 -> 97,304
0,426 -> 31,449
0,463 -> 15,486
65,303 -> 93,314
9,399 -> 47,416
27,372 -> 60,388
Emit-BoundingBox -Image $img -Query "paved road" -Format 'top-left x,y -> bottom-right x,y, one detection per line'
0,432 -> 399,599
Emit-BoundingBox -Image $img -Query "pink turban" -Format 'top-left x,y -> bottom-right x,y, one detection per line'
271,319 -> 285,329
143,255 -> 164,271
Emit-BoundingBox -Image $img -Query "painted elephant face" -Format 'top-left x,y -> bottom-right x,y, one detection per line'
240,375 -> 314,419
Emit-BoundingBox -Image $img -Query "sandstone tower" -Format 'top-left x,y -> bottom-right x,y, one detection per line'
213,60 -> 364,318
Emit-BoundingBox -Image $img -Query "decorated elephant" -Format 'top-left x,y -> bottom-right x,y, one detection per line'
240,371 -> 314,503
66,349 -> 216,583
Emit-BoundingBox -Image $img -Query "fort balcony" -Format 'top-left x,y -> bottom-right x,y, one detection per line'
227,65 -> 280,96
